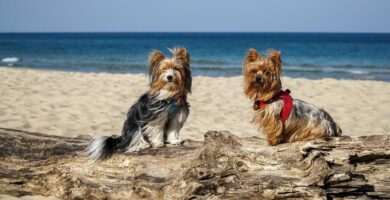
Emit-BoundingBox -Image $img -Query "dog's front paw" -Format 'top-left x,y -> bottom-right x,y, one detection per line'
166,138 -> 182,145
267,137 -> 281,146
152,142 -> 165,148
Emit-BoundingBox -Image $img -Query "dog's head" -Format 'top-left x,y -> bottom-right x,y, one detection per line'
148,47 -> 192,99
243,48 -> 282,101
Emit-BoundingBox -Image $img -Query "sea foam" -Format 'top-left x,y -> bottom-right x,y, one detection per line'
2,57 -> 19,63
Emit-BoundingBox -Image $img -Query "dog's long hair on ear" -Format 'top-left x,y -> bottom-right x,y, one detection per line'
243,48 -> 341,146
87,47 -> 192,161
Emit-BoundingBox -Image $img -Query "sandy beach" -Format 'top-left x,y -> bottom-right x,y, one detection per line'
0,67 -> 389,140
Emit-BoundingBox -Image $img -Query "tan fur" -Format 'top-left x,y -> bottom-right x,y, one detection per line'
243,49 -> 282,101
149,47 -> 191,98
243,48 -> 342,145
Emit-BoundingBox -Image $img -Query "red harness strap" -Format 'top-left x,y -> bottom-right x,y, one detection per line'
253,89 -> 293,123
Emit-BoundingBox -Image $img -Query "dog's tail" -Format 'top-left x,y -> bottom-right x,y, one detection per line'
86,135 -> 126,161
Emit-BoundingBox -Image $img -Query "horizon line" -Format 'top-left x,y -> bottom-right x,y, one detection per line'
1,31 -> 390,34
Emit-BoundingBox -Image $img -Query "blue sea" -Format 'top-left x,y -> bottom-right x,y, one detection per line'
1,33 -> 390,81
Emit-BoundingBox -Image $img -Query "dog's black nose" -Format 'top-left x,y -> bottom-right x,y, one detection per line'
255,75 -> 262,83
167,75 -> 173,82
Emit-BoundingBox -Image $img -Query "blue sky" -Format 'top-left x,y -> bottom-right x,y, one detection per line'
0,0 -> 389,33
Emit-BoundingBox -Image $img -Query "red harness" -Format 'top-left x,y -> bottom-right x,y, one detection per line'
253,89 -> 293,123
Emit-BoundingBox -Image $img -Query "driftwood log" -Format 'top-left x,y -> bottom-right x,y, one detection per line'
0,127 -> 389,199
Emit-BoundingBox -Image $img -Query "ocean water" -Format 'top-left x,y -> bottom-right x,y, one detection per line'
1,32 -> 390,81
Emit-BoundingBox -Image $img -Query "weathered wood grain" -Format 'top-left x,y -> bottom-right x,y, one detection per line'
0,128 -> 389,199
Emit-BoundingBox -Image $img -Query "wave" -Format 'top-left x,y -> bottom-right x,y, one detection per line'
344,70 -> 369,75
2,57 -> 19,63
284,66 -> 371,75
284,63 -> 390,70
189,64 -> 390,78
62,64 -> 147,73
2,61 -> 389,80
102,64 -> 146,71
192,59 -> 230,65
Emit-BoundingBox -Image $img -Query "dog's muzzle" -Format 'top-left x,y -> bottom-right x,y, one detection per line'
167,75 -> 173,82
255,75 -> 262,83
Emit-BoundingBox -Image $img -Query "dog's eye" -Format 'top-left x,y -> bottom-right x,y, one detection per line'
264,70 -> 271,76
251,69 -> 256,73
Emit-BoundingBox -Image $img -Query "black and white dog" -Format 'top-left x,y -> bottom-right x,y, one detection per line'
87,48 -> 192,161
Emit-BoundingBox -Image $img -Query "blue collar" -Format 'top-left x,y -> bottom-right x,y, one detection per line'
167,96 -> 186,118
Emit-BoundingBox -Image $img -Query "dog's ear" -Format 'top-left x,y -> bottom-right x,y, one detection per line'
149,50 -> 165,69
244,48 -> 261,65
172,47 -> 190,66
148,50 -> 165,83
268,50 -> 281,72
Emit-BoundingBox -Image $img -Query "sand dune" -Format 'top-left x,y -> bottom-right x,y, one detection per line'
0,67 -> 389,140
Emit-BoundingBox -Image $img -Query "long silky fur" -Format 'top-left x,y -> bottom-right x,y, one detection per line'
243,48 -> 342,145
87,47 -> 191,161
